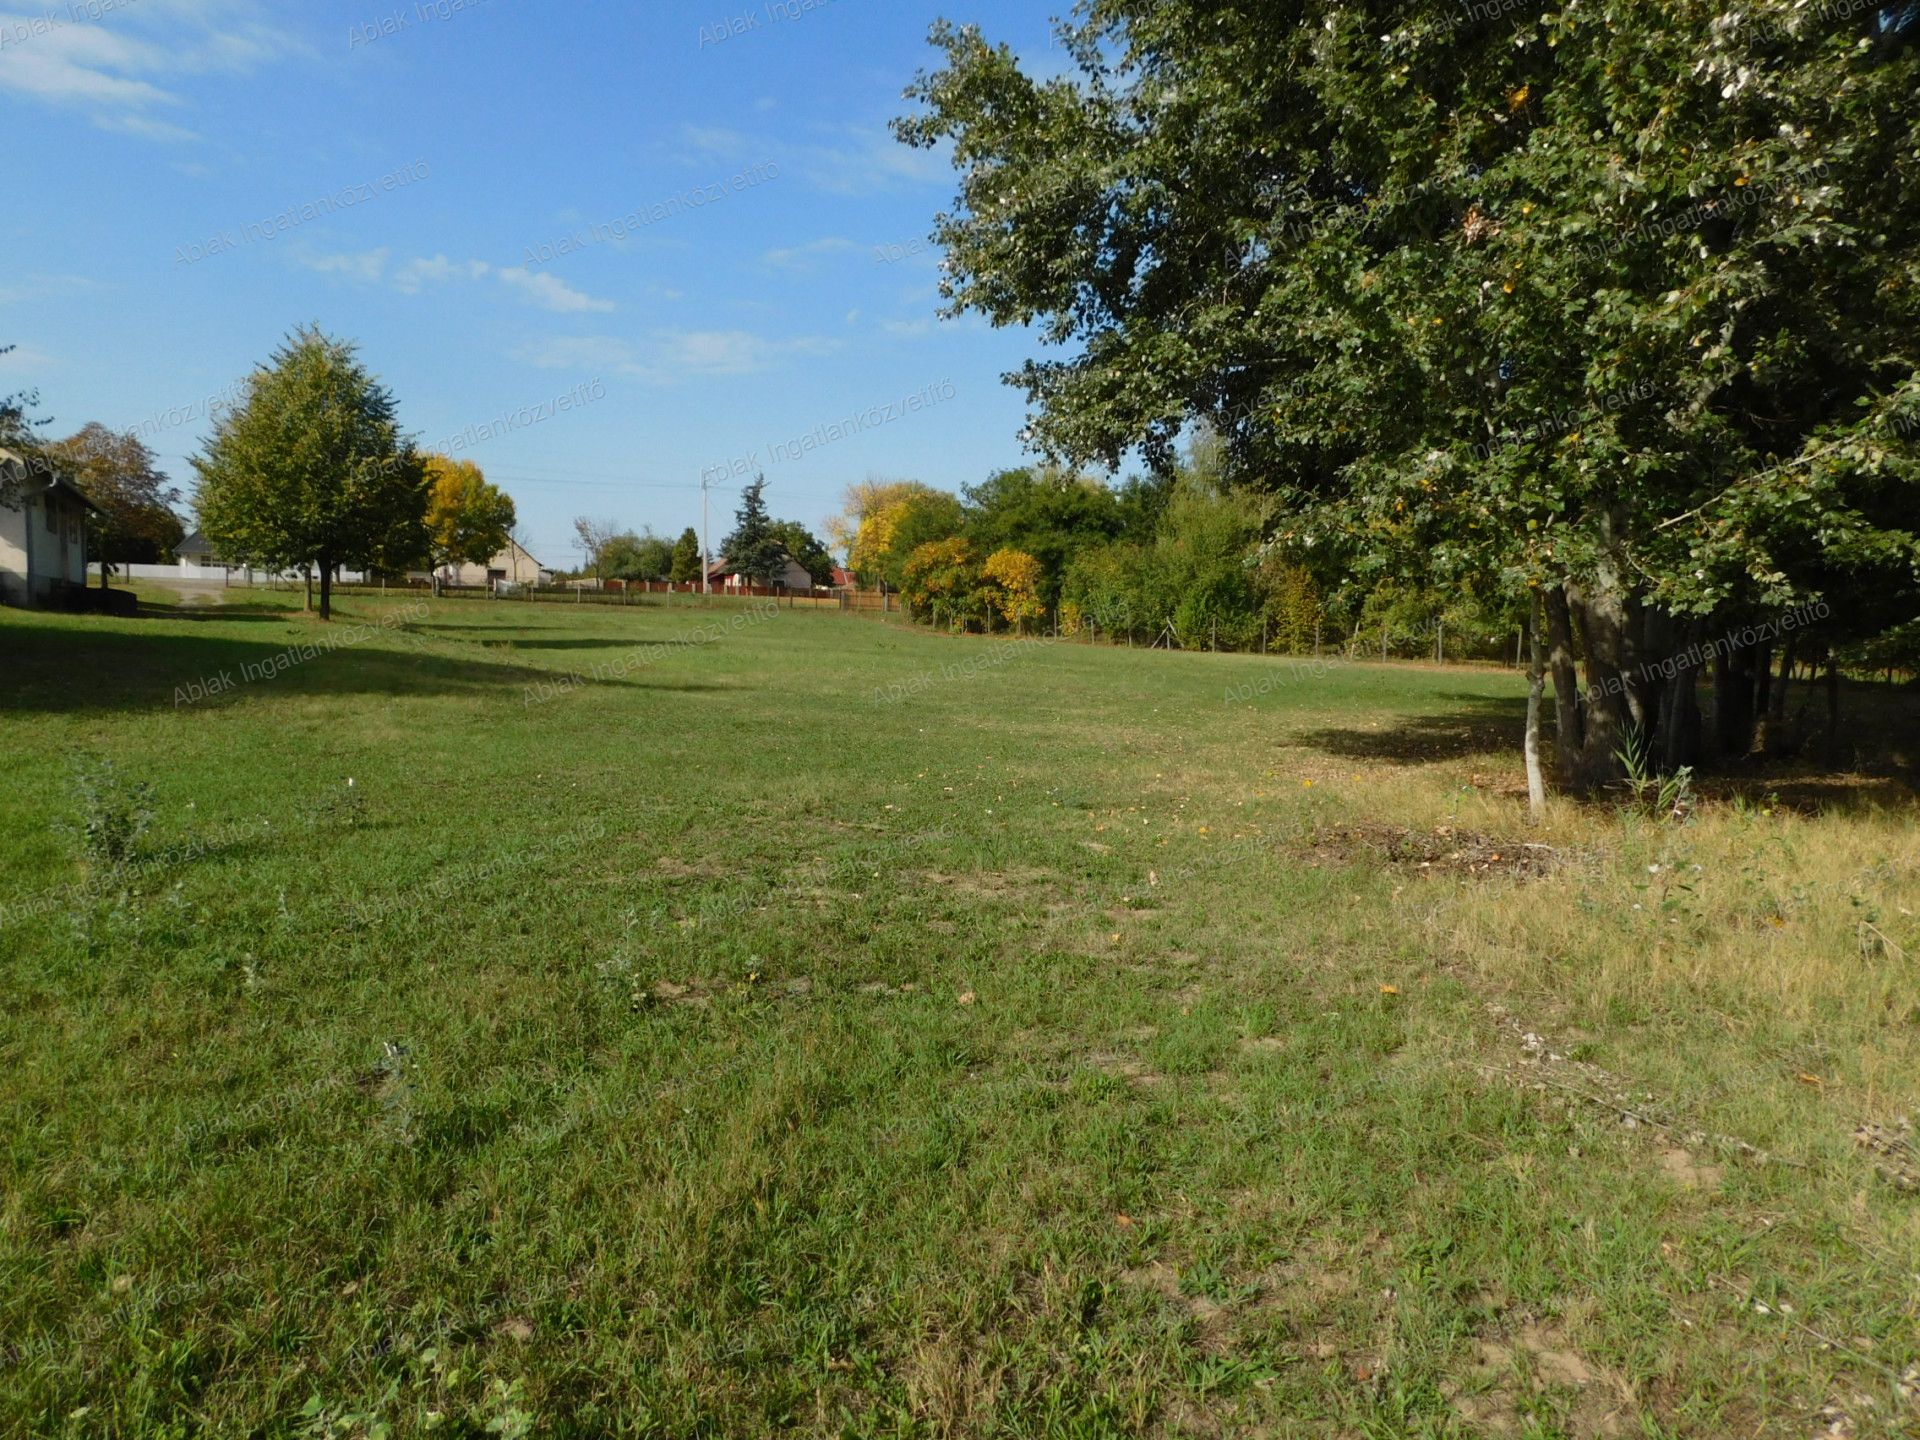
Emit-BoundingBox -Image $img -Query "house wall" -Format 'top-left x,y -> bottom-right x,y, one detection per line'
0,489 -> 87,607
0,499 -> 27,607
431,542 -> 547,587
43,491 -> 86,588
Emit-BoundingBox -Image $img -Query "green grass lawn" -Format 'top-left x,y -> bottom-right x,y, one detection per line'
2,589 -> 1916,1438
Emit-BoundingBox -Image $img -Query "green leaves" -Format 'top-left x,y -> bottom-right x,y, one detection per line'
901,0 -> 1920,635
192,326 -> 426,590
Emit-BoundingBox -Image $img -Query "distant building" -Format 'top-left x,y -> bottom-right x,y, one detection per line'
0,448 -> 99,609
415,539 -> 552,588
706,552 -> 816,592
175,528 -> 222,576
172,529 -> 369,586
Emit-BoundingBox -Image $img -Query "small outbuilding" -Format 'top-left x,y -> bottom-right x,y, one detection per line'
0,447 -> 99,610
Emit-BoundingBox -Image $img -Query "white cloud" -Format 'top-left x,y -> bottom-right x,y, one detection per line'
0,273 -> 96,305
674,121 -> 950,197
300,248 -> 392,284
518,329 -> 842,384
299,251 -> 616,314
495,266 -> 616,314
0,0 -> 303,141
789,125 -> 952,197
0,343 -> 58,374
762,237 -> 859,272
392,254 -> 491,294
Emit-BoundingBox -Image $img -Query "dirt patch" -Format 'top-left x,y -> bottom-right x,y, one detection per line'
646,979 -> 714,1009
654,856 -> 728,880
1119,1261 -> 1232,1345
1853,1120 -> 1920,1192
1657,1145 -> 1724,1191
1301,823 -> 1568,881
913,867 -> 1059,903
1448,1322 -> 1634,1437
1086,1052 -> 1165,1088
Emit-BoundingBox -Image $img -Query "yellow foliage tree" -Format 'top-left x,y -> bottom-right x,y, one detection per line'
833,479 -> 964,588
423,454 -> 516,582
899,536 -> 977,626
981,547 -> 1045,632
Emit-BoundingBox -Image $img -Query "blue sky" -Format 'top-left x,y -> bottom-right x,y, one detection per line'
0,0 -> 1068,569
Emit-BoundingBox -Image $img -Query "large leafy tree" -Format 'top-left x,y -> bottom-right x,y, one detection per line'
423,455 -> 515,582
193,328 -> 427,620
46,425 -> 184,587
899,1 -> 1920,786
719,475 -> 786,585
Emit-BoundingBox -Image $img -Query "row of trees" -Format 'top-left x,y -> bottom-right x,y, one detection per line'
895,0 -> 1920,789
831,443 -> 1522,651
6,328 -> 522,621
571,491 -> 837,589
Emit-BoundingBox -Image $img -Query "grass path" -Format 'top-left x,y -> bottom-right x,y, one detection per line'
1,591 -> 1916,1437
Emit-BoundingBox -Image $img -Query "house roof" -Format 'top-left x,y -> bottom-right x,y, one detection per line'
0,447 -> 101,513
706,551 -> 810,580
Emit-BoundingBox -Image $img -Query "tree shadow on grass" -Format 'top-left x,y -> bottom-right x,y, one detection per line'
1295,692 -> 1529,766
1298,692 -> 1915,814
0,621 -> 717,715
476,637 -> 701,653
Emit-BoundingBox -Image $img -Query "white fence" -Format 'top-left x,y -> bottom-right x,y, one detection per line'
92,564 -> 371,586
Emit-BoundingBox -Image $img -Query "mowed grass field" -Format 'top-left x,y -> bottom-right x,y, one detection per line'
1,589 -> 1917,1439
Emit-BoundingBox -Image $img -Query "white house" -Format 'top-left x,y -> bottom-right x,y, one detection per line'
0,447 -> 98,609
706,552 -> 816,592
413,538 -> 553,588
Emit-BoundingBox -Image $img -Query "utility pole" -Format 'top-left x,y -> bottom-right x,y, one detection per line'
700,472 -> 712,596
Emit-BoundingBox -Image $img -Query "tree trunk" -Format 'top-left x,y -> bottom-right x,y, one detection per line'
1524,595 -> 1548,822
1658,620 -> 1703,773
1765,633 -> 1797,733
1544,584 -> 1583,787
100,556 -> 110,591
1566,583 -> 1632,788
304,566 -> 313,612
318,561 -> 333,622
1825,651 -> 1843,764
1712,642 -> 1758,760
